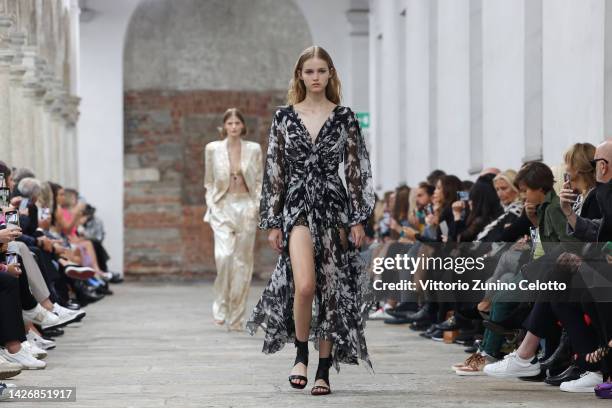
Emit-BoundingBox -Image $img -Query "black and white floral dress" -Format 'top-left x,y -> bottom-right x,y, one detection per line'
246,105 -> 375,373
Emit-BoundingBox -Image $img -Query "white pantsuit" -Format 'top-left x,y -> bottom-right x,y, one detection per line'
204,137 -> 262,330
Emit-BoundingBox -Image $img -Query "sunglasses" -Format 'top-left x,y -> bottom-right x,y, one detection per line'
590,158 -> 609,168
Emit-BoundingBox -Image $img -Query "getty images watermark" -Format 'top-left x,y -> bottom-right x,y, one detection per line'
371,253 -> 567,292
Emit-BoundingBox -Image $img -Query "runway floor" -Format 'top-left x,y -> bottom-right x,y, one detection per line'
13,281 -> 611,407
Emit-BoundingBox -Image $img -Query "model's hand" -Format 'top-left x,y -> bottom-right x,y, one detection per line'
0,228 -> 21,244
350,224 -> 365,249
268,228 -> 282,253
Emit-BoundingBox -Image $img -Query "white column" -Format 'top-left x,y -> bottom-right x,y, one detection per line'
69,0 -> 80,94
20,46 -> 41,170
67,95 -> 80,188
436,0 -> 471,177
8,31 -> 26,168
482,0 -> 525,171
378,0 -> 403,189
468,0 -> 483,174
41,76 -> 58,181
542,0 -> 605,163
31,62 -> 47,179
346,5 -> 369,112
403,0 -> 432,186
369,0 -> 382,191
0,16 -> 13,162
523,0 -> 543,162
605,0 -> 612,138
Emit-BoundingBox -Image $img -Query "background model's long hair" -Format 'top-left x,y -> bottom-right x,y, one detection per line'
287,46 -> 342,105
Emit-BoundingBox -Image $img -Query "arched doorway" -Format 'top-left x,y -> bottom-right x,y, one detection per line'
122,0 -> 312,277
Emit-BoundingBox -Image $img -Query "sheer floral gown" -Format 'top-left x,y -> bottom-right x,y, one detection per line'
246,105 -> 375,373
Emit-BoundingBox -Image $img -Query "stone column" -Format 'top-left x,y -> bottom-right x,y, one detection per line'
31,60 -> 49,178
346,4 -> 369,112
436,0 -> 471,176
48,86 -> 66,184
65,95 -> 80,188
378,0 -> 403,189
403,0 -> 433,186
542,0 -> 604,162
8,30 -> 26,167
41,76 -> 60,181
524,0 -> 543,162
20,45 -> 44,171
482,0 -> 526,171
0,16 -> 13,164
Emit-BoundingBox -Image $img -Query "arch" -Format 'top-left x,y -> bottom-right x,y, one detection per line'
122,0 -> 312,276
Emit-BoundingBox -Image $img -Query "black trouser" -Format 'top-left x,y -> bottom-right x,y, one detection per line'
91,240 -> 110,272
29,246 -> 65,303
17,258 -> 37,311
551,302 -> 598,357
0,272 -> 26,344
522,302 -> 561,360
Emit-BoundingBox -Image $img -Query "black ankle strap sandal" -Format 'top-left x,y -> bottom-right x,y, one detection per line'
288,339 -> 309,389
311,357 -> 332,396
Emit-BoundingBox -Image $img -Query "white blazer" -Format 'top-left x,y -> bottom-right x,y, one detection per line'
203,137 -> 263,223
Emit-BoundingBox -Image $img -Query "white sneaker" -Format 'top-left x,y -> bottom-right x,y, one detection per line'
22,304 -> 61,330
368,307 -> 393,320
0,382 -> 17,401
560,371 -> 603,392
98,271 -> 113,281
0,348 -> 46,370
26,330 -> 56,351
483,351 -> 541,378
53,303 -> 86,323
0,355 -> 22,380
21,341 -> 47,360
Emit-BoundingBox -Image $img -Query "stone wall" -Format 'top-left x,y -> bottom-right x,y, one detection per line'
124,89 -> 285,277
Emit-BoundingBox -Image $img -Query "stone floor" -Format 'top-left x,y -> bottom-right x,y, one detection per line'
11,281 -> 611,407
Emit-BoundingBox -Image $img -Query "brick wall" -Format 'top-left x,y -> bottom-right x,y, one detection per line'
124,89 -> 286,278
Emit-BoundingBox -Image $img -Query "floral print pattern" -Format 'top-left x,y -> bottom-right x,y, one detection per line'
246,105 -> 375,373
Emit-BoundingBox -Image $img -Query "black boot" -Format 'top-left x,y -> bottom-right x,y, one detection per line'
540,330 -> 571,371
288,339 -> 309,389
311,357 -> 332,396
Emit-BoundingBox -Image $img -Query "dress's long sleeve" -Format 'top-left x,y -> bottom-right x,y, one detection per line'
344,110 -> 375,227
259,111 -> 286,230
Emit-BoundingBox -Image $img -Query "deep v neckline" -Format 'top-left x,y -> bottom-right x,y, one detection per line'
291,104 -> 339,146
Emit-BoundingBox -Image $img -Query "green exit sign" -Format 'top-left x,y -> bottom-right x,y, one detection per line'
356,112 -> 370,129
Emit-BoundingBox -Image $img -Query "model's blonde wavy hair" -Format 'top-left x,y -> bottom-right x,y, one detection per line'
287,46 -> 342,105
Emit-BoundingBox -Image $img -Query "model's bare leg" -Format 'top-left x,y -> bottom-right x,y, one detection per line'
288,225 -> 315,387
